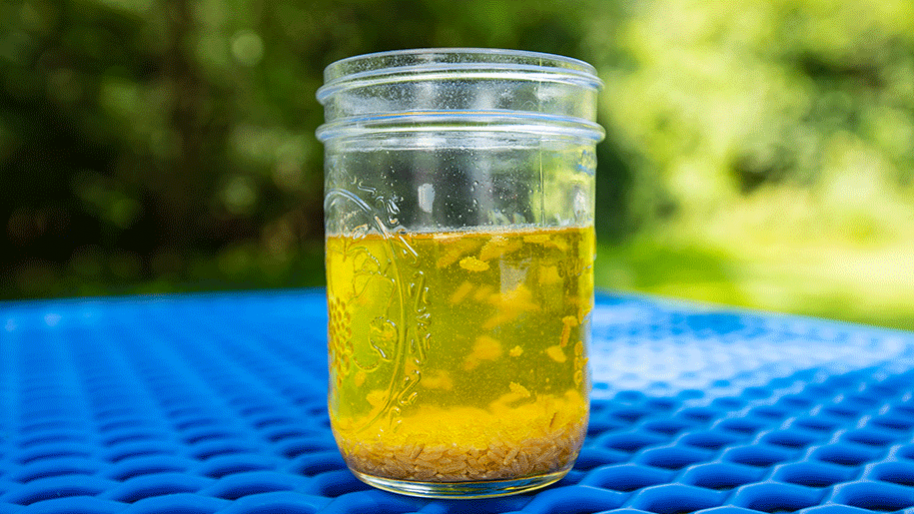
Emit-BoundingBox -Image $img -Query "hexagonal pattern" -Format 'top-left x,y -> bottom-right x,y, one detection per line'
1,291 -> 913,513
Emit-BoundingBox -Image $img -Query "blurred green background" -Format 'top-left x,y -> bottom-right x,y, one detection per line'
3,0 -> 913,329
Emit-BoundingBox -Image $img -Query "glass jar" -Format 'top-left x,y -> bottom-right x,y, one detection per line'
316,48 -> 603,498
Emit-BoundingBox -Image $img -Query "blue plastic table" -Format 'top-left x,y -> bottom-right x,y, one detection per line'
2,290 -> 913,514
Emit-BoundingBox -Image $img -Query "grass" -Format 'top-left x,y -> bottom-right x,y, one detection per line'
594,234 -> 914,331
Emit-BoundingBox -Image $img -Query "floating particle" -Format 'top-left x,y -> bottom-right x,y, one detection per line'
472,284 -> 494,302
578,301 -> 592,323
366,389 -> 387,408
509,382 -> 531,398
523,233 -> 551,244
545,345 -> 567,363
464,335 -> 503,370
449,281 -> 475,305
459,256 -> 490,272
483,283 -> 541,330
509,345 -> 523,357
422,370 -> 454,390
479,236 -> 522,261
437,237 -> 482,268
560,315 -> 577,347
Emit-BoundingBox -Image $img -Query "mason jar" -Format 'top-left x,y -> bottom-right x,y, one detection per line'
316,48 -> 603,498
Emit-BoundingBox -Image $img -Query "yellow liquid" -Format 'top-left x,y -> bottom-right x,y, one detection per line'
326,226 -> 594,482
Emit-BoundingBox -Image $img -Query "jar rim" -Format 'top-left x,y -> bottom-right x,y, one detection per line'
323,48 -> 598,80
317,48 -> 602,104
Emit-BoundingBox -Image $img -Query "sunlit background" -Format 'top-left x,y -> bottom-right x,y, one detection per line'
3,0 -> 913,329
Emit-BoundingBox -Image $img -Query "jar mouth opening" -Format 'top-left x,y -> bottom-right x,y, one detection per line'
316,110 -> 606,143
317,48 -> 602,104
323,48 -> 598,81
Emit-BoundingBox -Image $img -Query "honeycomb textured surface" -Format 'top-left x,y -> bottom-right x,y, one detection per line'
2,290 -> 914,514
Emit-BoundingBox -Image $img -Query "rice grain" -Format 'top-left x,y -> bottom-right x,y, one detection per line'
338,419 -> 585,482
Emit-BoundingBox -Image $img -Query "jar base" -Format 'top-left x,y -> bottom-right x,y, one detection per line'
348,468 -> 570,499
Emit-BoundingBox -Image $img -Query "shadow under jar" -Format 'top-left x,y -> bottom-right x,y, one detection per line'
316,48 -> 604,498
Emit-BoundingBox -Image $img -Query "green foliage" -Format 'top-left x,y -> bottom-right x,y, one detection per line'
587,0 -> 914,234
583,0 -> 914,329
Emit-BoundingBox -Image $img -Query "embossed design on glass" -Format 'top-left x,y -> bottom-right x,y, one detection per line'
324,186 -> 429,434
317,48 -> 604,498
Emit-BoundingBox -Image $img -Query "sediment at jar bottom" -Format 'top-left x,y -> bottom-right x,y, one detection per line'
333,391 -> 588,482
